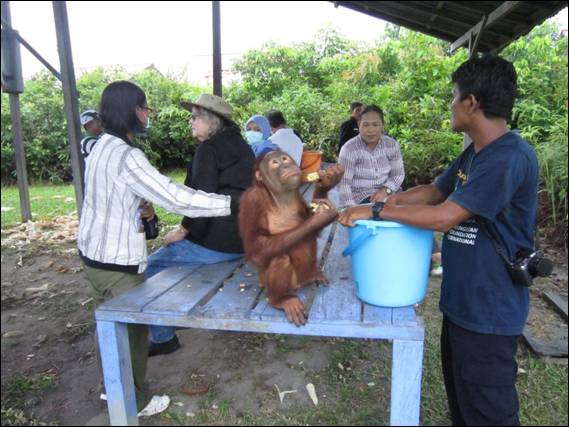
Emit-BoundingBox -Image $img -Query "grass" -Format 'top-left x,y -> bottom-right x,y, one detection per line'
1,169 -> 186,229
1,178 -> 568,426
1,371 -> 59,426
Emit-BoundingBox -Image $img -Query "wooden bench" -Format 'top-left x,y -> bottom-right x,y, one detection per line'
96,188 -> 425,426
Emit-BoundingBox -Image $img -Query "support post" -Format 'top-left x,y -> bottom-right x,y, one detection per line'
212,1 -> 222,96
2,1 -> 31,222
53,1 -> 84,216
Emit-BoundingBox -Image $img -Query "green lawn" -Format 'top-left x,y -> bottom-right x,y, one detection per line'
1,170 -> 187,229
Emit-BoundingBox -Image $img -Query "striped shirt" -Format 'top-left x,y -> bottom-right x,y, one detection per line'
338,134 -> 405,207
77,133 -> 231,273
80,135 -> 99,158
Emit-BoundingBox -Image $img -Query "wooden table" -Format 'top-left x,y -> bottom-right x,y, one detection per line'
96,189 -> 425,426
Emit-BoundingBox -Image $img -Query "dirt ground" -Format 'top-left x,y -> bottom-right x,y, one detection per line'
1,217 -> 567,426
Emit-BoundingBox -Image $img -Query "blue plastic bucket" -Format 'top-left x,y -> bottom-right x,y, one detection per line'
343,220 -> 433,307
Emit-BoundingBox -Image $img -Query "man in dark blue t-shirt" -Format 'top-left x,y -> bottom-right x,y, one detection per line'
339,55 -> 538,426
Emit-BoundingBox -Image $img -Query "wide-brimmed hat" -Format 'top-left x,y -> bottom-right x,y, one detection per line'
180,94 -> 233,121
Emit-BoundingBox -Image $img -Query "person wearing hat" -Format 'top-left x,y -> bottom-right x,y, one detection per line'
79,109 -> 103,158
145,93 -> 255,357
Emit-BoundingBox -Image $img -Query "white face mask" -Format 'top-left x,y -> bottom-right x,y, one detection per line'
137,118 -> 150,136
245,130 -> 263,145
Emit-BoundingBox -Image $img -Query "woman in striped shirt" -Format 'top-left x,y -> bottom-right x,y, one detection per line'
77,81 -> 233,410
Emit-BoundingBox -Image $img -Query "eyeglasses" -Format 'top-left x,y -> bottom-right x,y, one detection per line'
139,105 -> 153,112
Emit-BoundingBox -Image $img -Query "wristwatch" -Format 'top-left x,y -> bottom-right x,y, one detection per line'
372,201 -> 385,221
385,187 -> 393,196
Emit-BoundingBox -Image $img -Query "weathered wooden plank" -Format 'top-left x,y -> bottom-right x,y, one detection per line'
392,305 -> 418,326
256,286 -> 314,322
363,304 -> 393,325
522,328 -> 568,358
390,339 -> 424,426
143,260 -> 242,316
310,226 -> 362,322
97,266 -> 200,313
97,321 -> 138,426
542,290 -> 568,322
95,309 -> 425,341
197,263 -> 263,319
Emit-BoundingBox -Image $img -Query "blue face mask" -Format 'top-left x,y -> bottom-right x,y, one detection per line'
245,130 -> 263,145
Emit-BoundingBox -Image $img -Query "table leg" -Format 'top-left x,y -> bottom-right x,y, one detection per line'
97,320 -> 138,426
390,339 -> 424,426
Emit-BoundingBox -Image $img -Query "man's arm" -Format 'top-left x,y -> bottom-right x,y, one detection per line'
388,184 -> 447,206
339,198 -> 471,233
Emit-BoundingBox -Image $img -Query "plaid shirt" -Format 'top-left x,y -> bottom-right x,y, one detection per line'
77,133 -> 231,273
338,134 -> 405,207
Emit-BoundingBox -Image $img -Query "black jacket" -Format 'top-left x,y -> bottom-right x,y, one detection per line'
181,126 -> 255,253
338,117 -> 359,154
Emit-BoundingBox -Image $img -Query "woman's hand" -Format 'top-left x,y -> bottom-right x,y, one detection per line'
163,226 -> 188,246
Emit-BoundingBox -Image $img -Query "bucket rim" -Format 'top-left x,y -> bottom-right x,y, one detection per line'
353,219 -> 405,228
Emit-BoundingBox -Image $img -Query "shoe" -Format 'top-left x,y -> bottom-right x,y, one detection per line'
430,264 -> 443,277
148,335 -> 181,357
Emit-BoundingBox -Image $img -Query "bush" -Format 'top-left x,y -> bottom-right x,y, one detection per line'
1,22 -> 566,235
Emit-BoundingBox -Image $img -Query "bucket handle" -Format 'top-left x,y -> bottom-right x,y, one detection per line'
342,227 -> 374,257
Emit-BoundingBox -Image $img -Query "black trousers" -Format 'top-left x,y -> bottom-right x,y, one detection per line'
441,316 -> 521,426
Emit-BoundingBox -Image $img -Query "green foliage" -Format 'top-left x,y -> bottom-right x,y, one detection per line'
1,68 -> 205,183
1,22 -> 567,232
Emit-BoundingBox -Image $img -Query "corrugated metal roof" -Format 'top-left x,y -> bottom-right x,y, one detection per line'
332,1 -> 567,53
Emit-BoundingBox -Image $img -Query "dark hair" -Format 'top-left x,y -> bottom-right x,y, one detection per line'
266,110 -> 287,128
451,54 -> 518,121
350,102 -> 363,112
359,105 -> 385,124
100,81 -> 147,136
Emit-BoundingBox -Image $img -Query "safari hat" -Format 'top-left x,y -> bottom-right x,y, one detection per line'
180,93 -> 233,121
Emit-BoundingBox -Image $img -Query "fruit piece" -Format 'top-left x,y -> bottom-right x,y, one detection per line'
306,172 -> 320,182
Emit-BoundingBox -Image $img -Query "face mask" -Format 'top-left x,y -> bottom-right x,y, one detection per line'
245,130 -> 263,145
137,118 -> 150,136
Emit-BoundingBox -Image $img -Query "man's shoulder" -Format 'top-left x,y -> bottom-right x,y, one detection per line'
484,132 -> 537,166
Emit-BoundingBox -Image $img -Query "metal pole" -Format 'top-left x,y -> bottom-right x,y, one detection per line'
1,17 -> 62,81
2,1 -> 32,222
9,94 -> 33,222
53,1 -> 84,216
212,0 -> 222,96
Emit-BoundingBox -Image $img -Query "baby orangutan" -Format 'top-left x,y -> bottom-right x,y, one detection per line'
239,151 -> 344,325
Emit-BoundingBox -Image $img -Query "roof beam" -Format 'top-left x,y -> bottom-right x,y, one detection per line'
406,1 -> 506,38
450,1 -> 522,54
348,1 -> 470,40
